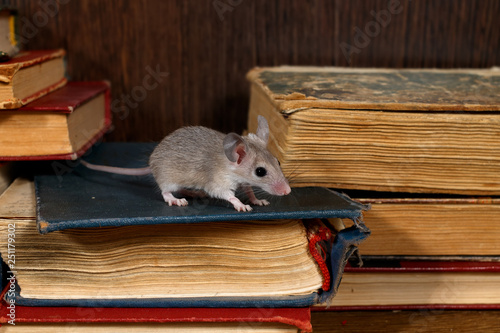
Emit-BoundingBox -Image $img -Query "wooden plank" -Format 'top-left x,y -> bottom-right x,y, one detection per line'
9,0 -> 499,141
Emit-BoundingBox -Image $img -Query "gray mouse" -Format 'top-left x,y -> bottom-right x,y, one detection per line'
81,115 -> 291,212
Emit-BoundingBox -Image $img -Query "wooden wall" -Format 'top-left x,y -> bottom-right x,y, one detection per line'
11,0 -> 500,141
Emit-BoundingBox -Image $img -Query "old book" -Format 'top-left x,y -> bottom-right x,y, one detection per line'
0,324 -> 303,333
0,302 -> 312,332
327,260 -> 500,307
0,9 -> 19,61
0,178 -> 369,308
33,142 -> 367,234
246,66 -> 500,195
0,49 -> 66,108
311,309 -> 500,332
341,195 -> 500,256
0,81 -> 111,161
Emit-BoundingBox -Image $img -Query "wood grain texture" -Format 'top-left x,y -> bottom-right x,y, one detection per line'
9,0 -> 500,141
311,310 -> 500,333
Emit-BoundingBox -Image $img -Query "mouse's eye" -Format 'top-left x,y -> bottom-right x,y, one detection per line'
255,167 -> 267,177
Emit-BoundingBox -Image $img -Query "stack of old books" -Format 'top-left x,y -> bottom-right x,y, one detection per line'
0,48 -> 110,162
0,12 -> 363,331
0,45 -> 370,331
246,66 -> 500,310
0,171 -> 369,331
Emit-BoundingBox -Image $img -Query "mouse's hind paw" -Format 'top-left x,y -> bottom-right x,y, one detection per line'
250,198 -> 270,206
168,198 -> 188,207
228,197 -> 253,212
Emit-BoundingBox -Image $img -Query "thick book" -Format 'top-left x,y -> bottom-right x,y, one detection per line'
0,291 -> 312,332
246,66 -> 500,195
0,81 -> 111,161
323,259 -> 500,308
0,49 -> 66,109
348,195 -> 500,256
0,178 -> 369,308
34,142 -> 367,234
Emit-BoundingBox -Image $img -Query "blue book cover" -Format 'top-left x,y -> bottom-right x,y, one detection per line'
35,143 -> 368,234
2,142 -> 370,308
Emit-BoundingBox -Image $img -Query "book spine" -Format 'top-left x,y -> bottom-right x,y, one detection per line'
306,219 -> 333,291
318,220 -> 371,305
305,218 -> 371,305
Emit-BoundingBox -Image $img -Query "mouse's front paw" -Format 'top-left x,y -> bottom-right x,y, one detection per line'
235,203 -> 253,212
251,198 -> 270,206
228,197 -> 253,212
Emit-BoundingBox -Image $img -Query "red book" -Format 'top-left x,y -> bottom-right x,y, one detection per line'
316,260 -> 500,310
0,49 -> 67,109
0,284 -> 312,332
0,81 -> 111,161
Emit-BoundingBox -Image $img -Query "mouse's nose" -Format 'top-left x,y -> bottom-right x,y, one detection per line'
283,184 -> 291,195
274,182 -> 291,196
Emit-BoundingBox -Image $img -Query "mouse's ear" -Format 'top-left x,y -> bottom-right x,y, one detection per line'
256,115 -> 269,145
223,133 -> 248,164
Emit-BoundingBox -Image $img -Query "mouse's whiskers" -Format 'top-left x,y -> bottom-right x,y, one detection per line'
284,162 -> 303,187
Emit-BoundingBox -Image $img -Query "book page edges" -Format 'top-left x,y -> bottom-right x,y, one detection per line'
0,120 -> 110,161
0,87 -> 110,161
0,77 -> 67,109
0,49 -> 65,83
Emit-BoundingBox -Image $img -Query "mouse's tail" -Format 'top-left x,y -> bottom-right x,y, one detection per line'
80,160 -> 152,176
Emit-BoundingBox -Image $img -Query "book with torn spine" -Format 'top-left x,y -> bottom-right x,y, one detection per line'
0,81 -> 111,161
246,66 -> 500,195
0,177 -> 369,308
0,292 -> 313,332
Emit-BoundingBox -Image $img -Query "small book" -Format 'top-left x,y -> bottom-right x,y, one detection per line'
327,259 -> 500,308
0,49 -> 66,109
0,81 -> 111,161
0,177 -> 369,308
0,9 -> 19,61
246,66 -> 500,195
350,195 -> 500,256
0,295 -> 312,332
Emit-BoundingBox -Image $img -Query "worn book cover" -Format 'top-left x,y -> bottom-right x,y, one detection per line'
246,66 -> 500,195
0,177 -> 370,308
0,81 -> 111,161
0,49 -> 67,109
34,142 -> 367,233
0,297 -> 313,332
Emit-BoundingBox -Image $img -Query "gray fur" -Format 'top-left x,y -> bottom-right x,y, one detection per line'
83,116 -> 291,212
